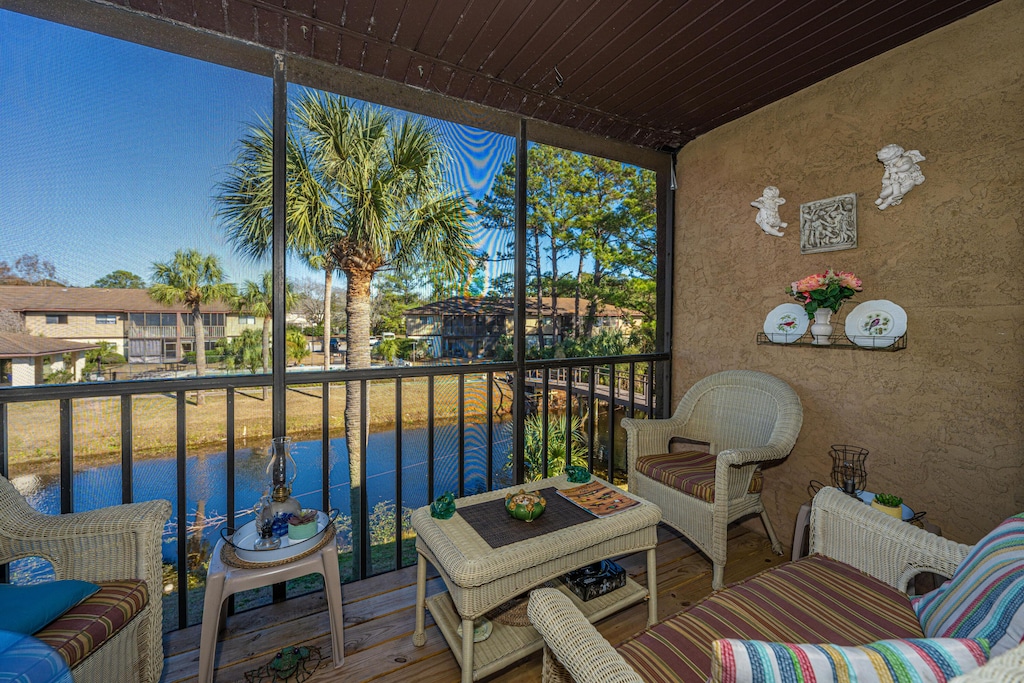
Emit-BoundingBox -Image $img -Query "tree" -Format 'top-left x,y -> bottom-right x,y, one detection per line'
94,270 -> 146,289
371,270 -> 425,336
216,91 -> 474,572
216,328 -> 263,374
83,341 -> 125,376
234,271 -> 297,397
477,147 -> 657,349
375,337 -> 399,365
14,254 -> 58,285
515,412 -> 586,481
285,327 -> 310,365
150,249 -> 235,403
292,277 -> 345,336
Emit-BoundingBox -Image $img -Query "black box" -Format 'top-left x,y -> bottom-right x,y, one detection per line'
562,560 -> 626,601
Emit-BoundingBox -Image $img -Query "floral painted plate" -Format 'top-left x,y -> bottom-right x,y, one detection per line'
844,300 -> 907,348
763,303 -> 809,343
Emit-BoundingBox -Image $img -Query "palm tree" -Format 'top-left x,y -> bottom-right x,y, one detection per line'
518,411 -> 586,481
150,249 -> 235,403
285,327 -> 311,366
215,91 -> 474,570
235,271 -> 296,398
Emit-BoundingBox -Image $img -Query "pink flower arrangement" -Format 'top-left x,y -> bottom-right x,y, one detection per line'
786,268 -> 863,317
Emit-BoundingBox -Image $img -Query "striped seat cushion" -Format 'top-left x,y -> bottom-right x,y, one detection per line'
913,513 -> 1024,656
635,451 -> 762,502
34,579 -> 148,670
710,637 -> 990,683
617,555 -> 923,683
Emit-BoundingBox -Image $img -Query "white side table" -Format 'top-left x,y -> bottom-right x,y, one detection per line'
198,531 -> 345,682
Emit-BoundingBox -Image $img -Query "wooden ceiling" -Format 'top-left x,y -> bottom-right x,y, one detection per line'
79,1 -> 1004,150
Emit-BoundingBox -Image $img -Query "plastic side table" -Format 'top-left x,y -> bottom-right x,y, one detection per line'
197,535 -> 345,682
791,490 -> 914,561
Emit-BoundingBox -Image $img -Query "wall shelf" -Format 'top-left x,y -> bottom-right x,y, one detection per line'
756,331 -> 907,351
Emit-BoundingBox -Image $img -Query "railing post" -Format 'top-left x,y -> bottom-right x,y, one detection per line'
176,390 -> 188,629
121,395 -> 133,504
59,399 -> 73,514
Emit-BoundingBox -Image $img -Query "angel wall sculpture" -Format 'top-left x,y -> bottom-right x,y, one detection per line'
875,144 -> 926,210
752,186 -> 788,236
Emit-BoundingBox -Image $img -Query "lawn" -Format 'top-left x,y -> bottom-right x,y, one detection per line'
5,375 -> 513,474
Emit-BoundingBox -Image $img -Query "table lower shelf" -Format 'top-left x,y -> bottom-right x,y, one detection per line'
426,576 -> 647,680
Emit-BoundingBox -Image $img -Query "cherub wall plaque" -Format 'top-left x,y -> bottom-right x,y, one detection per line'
800,193 -> 857,254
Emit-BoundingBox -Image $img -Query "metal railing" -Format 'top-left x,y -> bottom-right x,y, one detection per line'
0,352 -> 666,630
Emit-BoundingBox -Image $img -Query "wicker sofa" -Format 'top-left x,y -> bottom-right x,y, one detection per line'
529,487 -> 1024,682
0,475 -> 171,683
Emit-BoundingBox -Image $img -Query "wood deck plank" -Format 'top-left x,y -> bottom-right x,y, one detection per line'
161,526 -> 784,682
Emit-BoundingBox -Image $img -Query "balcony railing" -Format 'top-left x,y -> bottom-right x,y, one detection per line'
0,352 -> 666,631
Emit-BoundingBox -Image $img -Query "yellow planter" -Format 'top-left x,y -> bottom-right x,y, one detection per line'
871,500 -> 903,518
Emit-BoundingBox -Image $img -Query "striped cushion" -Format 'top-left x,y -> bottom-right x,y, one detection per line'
617,555 -> 923,682
34,579 -> 148,670
710,637 -> 990,683
913,513 -> 1024,656
635,451 -> 761,502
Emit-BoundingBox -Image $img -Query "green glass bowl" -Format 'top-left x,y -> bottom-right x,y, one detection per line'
505,489 -> 546,522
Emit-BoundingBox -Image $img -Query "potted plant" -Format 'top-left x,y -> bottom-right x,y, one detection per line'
871,493 -> 904,519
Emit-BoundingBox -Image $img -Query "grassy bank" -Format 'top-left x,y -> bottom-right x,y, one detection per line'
6,375 -> 513,475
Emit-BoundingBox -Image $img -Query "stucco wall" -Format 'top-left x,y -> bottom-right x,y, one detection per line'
672,0 -> 1024,546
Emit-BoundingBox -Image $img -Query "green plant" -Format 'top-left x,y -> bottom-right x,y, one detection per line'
873,492 -> 903,508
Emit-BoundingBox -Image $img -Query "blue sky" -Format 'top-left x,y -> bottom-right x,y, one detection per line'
0,9 -> 515,290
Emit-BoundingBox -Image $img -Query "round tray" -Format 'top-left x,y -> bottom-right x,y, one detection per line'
221,509 -> 337,564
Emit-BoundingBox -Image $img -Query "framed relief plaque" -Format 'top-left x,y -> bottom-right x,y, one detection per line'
800,193 -> 857,254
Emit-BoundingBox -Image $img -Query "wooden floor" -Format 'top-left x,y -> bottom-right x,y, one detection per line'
162,525 -> 787,683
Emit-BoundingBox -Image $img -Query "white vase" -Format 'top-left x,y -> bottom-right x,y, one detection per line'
810,308 -> 834,345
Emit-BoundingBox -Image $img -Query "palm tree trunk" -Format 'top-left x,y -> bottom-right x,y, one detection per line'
549,232 -> 560,344
193,306 -> 206,405
323,270 -> 333,371
533,229 -> 545,349
262,316 -> 271,401
344,268 -> 373,575
574,255 -> 585,338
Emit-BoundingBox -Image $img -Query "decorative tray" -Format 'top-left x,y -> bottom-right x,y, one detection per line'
220,509 -> 337,564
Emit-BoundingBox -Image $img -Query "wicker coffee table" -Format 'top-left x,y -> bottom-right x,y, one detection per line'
411,474 -> 661,683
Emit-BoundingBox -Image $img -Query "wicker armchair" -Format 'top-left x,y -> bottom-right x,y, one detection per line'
528,487 -> 1023,683
622,370 -> 802,589
0,474 -> 171,683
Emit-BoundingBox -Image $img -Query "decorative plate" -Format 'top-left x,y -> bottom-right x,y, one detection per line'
844,300 -> 907,348
763,303 -> 809,343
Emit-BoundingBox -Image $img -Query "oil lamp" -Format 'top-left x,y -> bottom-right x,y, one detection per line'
265,436 -> 301,536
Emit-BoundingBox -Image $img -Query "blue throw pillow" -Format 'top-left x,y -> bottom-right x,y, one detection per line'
0,580 -> 100,634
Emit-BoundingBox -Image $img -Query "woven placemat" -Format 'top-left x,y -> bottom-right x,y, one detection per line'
221,525 -> 336,569
485,581 -> 555,626
457,487 -> 595,549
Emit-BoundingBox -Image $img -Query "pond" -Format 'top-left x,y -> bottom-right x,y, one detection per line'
9,418 -> 515,582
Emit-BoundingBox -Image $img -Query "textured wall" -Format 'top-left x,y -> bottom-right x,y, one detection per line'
672,0 -> 1024,546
